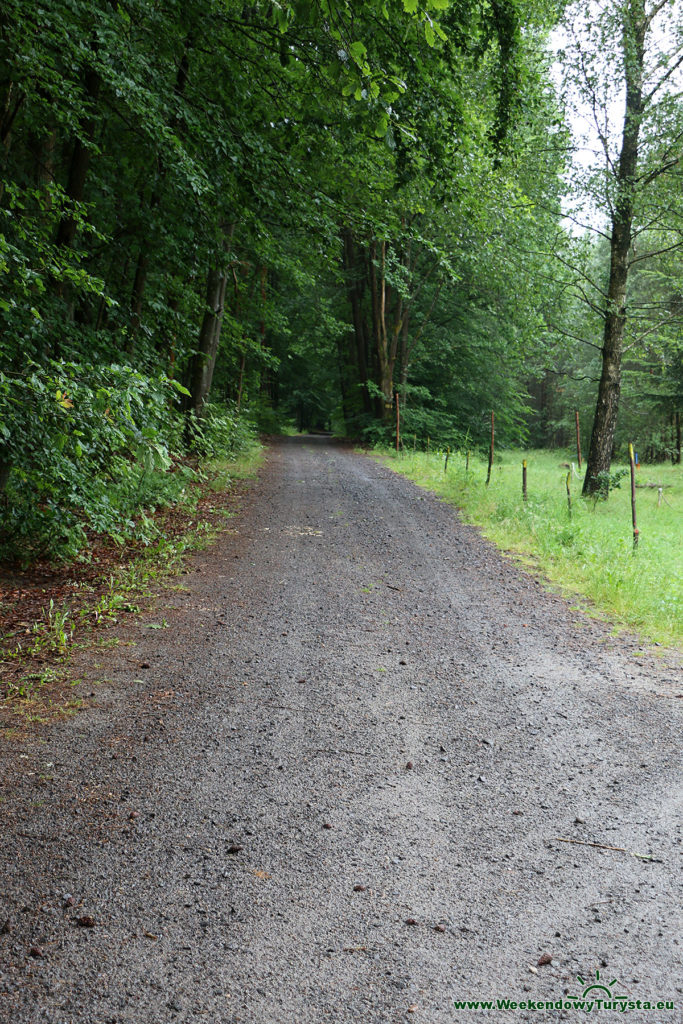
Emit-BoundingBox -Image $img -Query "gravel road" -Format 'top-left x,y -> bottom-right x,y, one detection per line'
1,436 -> 681,1023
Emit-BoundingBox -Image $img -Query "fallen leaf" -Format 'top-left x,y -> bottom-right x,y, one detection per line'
537,953 -> 552,966
405,918 -> 418,926
29,946 -> 44,958
250,869 -> 271,880
405,761 -> 413,770
75,915 -> 96,928
434,924 -> 446,932
353,884 -> 367,892
226,844 -> 243,855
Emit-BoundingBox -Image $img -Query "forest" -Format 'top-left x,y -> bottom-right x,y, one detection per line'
1,0 -> 682,562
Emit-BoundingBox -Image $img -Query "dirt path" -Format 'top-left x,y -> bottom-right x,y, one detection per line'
1,437 -> 681,1023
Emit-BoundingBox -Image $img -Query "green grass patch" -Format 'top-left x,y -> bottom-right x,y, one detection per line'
378,447 -> 683,649
206,441 -> 265,491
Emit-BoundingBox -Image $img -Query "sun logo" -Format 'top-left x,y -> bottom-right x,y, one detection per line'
569,970 -> 627,1002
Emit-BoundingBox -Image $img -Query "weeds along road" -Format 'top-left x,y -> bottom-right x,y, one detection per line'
1,436 -> 681,1024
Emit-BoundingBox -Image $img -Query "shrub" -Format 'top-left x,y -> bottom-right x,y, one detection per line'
0,361 -> 189,561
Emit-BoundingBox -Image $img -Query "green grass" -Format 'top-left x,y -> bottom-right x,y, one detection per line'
378,447 -> 683,649
206,441 -> 265,491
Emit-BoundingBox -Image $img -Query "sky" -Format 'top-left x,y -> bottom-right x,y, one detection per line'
550,0 -> 683,234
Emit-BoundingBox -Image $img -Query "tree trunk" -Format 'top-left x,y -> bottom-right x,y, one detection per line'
369,240 -> 396,420
128,36 -> 192,339
236,352 -> 246,412
340,227 -> 372,415
29,125 -> 56,192
0,457 -> 10,495
189,266 -> 228,416
0,79 -> 24,173
187,224 -> 235,416
399,308 -> 410,400
55,66 -> 101,250
582,1 -> 645,496
130,248 -> 149,336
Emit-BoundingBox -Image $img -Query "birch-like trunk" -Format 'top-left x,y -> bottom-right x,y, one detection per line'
583,1 -> 645,495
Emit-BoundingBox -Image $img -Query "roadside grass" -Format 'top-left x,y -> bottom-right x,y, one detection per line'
0,442 -> 264,725
207,443 -> 265,491
377,447 -> 683,649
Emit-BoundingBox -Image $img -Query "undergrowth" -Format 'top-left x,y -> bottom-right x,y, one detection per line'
0,442 -> 263,715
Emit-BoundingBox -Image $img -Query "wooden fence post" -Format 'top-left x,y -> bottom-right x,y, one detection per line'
444,447 -> 450,473
522,459 -> 527,502
566,470 -> 572,517
466,449 -> 470,473
486,411 -> 494,487
395,393 -> 400,454
575,410 -> 582,471
629,442 -> 639,550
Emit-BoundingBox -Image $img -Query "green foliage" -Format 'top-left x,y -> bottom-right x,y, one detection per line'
589,467 -> 629,503
6,0 -> 659,570
0,363 -> 190,560
187,403 -> 256,459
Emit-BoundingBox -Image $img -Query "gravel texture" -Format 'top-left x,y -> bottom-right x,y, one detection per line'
0,435 -> 681,1023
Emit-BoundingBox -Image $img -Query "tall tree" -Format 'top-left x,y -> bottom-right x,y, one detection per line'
558,0 -> 683,493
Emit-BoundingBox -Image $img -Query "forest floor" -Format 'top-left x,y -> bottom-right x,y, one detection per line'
0,435 -> 681,1023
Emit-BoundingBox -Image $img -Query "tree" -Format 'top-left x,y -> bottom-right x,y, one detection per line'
557,0 -> 683,493
0,0 -> 572,557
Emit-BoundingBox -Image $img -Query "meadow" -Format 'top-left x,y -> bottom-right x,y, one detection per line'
379,447 -> 683,649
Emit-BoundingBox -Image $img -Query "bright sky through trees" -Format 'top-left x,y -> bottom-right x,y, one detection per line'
553,0 -> 683,233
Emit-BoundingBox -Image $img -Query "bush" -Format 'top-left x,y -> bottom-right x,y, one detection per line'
186,402 -> 255,459
0,361 -> 189,561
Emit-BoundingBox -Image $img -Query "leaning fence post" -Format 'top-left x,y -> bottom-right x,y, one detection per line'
466,449 -> 470,473
629,442 -> 639,550
444,447 -> 450,473
522,459 -> 527,502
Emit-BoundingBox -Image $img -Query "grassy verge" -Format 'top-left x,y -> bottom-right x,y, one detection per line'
0,442 -> 264,726
377,447 -> 682,649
